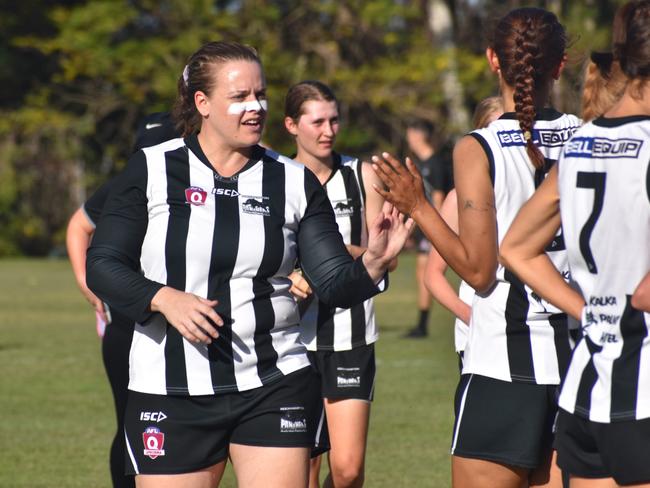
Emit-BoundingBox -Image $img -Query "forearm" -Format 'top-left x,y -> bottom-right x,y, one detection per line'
632,271 -> 650,312
86,246 -> 164,323
412,203 -> 495,293
426,271 -> 471,325
507,253 -> 584,320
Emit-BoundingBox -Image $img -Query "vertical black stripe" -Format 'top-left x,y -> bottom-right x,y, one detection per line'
207,174 -> 239,393
317,302 -> 335,347
350,303 -> 367,347
610,296 -> 648,420
549,313 -> 571,378
163,148 -> 190,394
574,337 -> 601,416
253,157 -> 284,383
503,270 -> 536,382
469,133 -> 495,187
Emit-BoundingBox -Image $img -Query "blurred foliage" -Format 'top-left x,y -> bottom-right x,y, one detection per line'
0,0 -> 626,255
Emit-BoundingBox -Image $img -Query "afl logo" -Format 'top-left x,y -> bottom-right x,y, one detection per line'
185,186 -> 207,206
142,426 -> 166,459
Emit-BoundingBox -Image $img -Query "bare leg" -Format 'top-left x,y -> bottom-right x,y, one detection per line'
309,454 -> 323,488
452,456 -> 528,488
322,399 -> 370,488
135,460 -> 226,488
229,443 -> 310,488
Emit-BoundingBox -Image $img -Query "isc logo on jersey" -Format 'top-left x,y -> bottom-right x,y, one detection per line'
140,411 -> 167,422
564,137 -> 643,159
332,199 -> 355,217
185,186 -> 208,206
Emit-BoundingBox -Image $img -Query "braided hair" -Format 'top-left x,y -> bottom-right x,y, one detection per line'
489,8 -> 567,169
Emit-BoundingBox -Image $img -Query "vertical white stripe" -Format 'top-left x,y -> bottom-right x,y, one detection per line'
272,164 -> 310,375
129,148 -> 171,394
125,427 -> 139,474
314,405 -> 326,448
183,152 -> 217,395
364,299 -> 378,345
636,330 -> 650,419
529,320 -> 560,383
591,343 -> 621,421
450,374 -> 473,453
230,164 -> 265,390
558,343 -> 591,415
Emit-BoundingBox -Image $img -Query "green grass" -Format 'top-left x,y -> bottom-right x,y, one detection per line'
0,255 -> 459,487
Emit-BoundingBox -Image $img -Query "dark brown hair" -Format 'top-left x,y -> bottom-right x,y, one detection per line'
284,80 -> 338,121
614,0 -> 650,91
172,41 -> 261,137
489,8 -> 567,169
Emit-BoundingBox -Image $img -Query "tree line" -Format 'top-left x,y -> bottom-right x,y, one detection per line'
0,0 -> 620,256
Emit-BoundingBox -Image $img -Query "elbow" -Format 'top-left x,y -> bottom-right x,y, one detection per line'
466,268 -> 496,295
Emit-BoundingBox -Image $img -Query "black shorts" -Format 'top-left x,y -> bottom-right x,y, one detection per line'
124,366 -> 320,475
451,374 -> 558,469
308,344 -> 376,402
555,409 -> 650,485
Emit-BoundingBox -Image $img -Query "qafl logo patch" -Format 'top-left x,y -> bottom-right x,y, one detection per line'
185,186 -> 208,206
142,426 -> 166,459
332,199 -> 355,217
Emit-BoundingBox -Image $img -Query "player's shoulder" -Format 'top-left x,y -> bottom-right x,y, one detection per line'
262,147 -> 305,173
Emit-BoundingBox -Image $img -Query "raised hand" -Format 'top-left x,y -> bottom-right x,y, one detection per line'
371,152 -> 427,216
150,287 -> 224,344
363,201 -> 415,281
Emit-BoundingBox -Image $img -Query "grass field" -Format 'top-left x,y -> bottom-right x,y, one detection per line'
0,255 -> 460,487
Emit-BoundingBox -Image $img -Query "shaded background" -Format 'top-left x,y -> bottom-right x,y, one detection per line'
0,0 -> 623,256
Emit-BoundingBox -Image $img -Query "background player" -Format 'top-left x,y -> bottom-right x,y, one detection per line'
402,119 -> 452,337
372,8 -> 580,488
284,80 -> 388,488
66,111 -> 178,488
501,2 -> 650,485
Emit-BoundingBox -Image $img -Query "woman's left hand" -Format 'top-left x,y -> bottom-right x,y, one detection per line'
371,152 -> 427,216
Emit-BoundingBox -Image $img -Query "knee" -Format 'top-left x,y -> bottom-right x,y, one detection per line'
329,461 -> 364,488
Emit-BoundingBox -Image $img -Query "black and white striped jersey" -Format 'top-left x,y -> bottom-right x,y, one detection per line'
455,280 -> 473,353
86,135 -> 384,396
557,116 -> 650,422
464,109 -> 581,385
299,154 -> 377,351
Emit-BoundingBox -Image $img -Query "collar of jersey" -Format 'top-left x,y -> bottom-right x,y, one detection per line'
498,107 -> 563,121
323,151 -> 343,185
592,114 -> 650,127
184,133 -> 265,181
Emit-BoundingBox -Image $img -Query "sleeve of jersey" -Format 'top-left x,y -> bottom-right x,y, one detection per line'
86,151 -> 164,323
82,178 -> 114,226
298,169 -> 384,308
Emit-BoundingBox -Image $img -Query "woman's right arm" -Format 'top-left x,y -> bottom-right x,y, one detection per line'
424,190 -> 471,325
86,152 -> 222,344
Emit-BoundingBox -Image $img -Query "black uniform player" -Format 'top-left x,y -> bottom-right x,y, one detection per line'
65,111 -> 179,488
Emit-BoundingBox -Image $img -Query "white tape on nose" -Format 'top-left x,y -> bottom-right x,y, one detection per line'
228,100 -> 268,114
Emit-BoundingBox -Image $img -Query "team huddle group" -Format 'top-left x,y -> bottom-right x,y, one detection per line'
65,2 -> 650,488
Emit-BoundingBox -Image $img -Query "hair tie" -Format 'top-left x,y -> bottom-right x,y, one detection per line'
182,65 -> 189,86
523,130 -> 532,141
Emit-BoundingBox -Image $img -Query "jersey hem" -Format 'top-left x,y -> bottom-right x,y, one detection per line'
305,335 -> 379,352
128,363 -> 311,396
